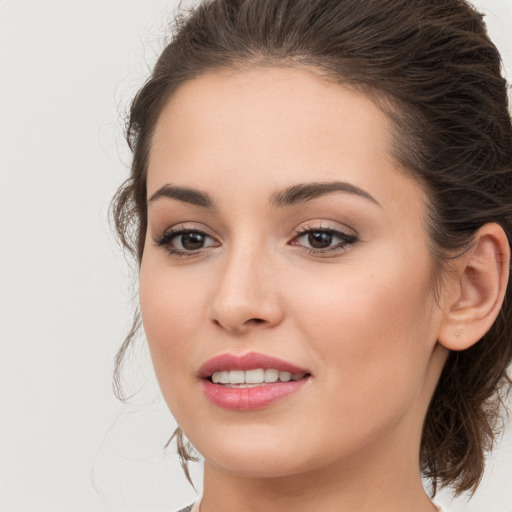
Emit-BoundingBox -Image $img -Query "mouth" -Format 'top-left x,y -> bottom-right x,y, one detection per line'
208,368 -> 309,387
199,352 -> 312,410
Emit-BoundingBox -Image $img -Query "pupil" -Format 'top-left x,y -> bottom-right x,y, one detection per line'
308,231 -> 332,249
182,232 -> 204,250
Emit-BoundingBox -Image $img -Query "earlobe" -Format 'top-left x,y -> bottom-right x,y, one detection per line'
437,223 -> 510,351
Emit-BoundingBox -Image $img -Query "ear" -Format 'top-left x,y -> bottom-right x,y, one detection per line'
437,223 -> 510,351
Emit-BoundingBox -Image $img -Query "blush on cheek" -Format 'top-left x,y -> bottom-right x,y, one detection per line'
139,265 -> 206,393
296,252 -> 436,392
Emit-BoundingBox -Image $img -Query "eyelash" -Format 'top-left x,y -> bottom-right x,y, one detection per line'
153,224 -> 358,258
153,227 -> 216,258
291,224 -> 358,255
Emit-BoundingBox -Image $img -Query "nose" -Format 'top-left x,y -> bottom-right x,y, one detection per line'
208,244 -> 284,335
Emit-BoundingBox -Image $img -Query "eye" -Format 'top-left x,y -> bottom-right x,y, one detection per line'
290,225 -> 358,255
303,231 -> 335,249
153,227 -> 219,256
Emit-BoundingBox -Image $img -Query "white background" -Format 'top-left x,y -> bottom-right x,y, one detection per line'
1,1 -> 511,511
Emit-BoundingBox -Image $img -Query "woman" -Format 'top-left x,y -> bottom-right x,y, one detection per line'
111,0 -> 512,510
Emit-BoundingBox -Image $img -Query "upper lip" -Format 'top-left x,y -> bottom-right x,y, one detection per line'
198,352 -> 310,379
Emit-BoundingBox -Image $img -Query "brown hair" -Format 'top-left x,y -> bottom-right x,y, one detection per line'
111,0 -> 512,495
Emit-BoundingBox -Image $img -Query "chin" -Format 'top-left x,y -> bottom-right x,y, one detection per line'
204,450 -> 312,479
187,422 -> 335,480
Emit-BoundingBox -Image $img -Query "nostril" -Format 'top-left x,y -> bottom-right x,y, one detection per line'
211,317 -> 264,328
211,316 -> 269,335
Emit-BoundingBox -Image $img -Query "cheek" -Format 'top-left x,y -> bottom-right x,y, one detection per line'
277,255 -> 439,464
292,249 -> 438,407
139,257 -> 208,404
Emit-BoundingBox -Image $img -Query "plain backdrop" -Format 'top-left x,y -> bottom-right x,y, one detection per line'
1,1 -> 511,511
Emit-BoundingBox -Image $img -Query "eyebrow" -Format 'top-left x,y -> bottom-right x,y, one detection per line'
148,185 -> 215,208
270,181 -> 382,208
148,180 -> 381,209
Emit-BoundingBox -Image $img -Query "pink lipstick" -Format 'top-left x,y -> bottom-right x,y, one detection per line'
199,352 -> 311,411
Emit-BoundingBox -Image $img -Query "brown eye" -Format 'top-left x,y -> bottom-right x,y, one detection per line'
154,228 -> 219,256
291,226 -> 358,255
181,232 -> 206,250
308,231 -> 333,249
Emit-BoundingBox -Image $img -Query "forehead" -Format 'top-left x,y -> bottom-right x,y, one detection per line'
147,66 -> 423,214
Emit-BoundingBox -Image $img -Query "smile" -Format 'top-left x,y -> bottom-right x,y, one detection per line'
199,353 -> 312,410
211,368 -> 307,386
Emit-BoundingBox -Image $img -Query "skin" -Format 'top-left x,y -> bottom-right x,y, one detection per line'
139,66 -> 508,512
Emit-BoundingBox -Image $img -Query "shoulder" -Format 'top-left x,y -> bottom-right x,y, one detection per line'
177,501 -> 200,512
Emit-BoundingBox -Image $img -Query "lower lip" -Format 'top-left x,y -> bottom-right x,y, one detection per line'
201,378 -> 308,410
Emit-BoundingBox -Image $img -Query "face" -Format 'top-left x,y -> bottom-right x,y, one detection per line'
140,67 -> 447,478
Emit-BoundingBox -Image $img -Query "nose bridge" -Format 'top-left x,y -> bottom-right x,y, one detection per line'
209,235 -> 282,332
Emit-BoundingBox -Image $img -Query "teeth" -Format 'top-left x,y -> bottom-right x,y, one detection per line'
279,371 -> 292,382
245,369 -> 264,384
210,368 -> 306,386
264,368 -> 279,382
229,370 -> 245,384
212,371 -> 229,384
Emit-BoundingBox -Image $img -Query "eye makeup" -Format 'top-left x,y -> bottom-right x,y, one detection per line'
152,221 -> 359,259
